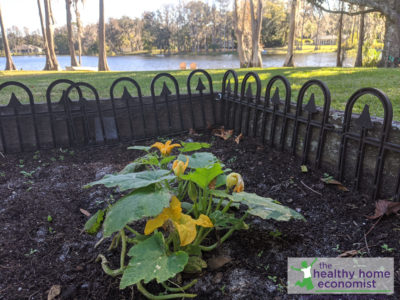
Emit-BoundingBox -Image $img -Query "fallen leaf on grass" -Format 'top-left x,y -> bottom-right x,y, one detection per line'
366,200 -> 400,220
212,127 -> 233,140
234,133 -> 243,144
47,285 -> 61,300
79,208 -> 91,217
320,177 -> 349,192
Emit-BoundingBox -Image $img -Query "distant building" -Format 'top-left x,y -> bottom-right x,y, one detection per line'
315,35 -> 337,46
13,44 -> 43,54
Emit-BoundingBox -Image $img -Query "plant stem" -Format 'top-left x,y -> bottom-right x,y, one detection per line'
136,281 -> 197,299
125,225 -> 143,237
161,279 -> 198,292
120,229 -> 127,268
96,254 -> 124,277
221,199 -> 233,213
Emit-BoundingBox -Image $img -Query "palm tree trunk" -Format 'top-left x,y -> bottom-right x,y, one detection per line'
73,0 -> 83,65
37,0 -> 53,70
66,0 -> 79,66
98,0 -> 110,71
0,5 -> 16,70
43,0 -> 60,70
284,0 -> 297,67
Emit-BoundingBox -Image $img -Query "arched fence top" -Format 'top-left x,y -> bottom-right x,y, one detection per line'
221,69 -> 239,96
343,87 -> 393,136
109,77 -> 143,99
64,81 -> 100,102
46,79 -> 83,105
0,81 -> 35,108
264,75 -> 291,112
240,71 -> 261,103
150,73 -> 180,98
187,69 -> 213,96
296,79 -> 331,121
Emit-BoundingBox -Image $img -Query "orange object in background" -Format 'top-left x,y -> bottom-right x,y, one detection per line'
179,62 -> 187,70
190,62 -> 197,70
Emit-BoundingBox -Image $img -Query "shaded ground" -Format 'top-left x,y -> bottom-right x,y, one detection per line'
0,132 -> 399,299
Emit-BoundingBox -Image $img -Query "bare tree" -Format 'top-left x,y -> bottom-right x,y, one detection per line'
284,0 -> 297,67
354,6 -> 365,67
98,0 -> 110,71
66,0 -> 79,66
43,0 -> 60,70
0,5 -> 16,70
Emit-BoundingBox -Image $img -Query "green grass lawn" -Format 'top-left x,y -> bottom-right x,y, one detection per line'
0,67 -> 399,120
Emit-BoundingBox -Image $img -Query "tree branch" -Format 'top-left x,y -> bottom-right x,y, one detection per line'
308,0 -> 377,16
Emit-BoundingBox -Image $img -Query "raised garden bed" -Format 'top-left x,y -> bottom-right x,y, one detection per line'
1,132 -> 399,299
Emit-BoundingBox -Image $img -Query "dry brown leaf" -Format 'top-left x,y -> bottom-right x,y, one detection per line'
80,208 -> 91,217
47,285 -> 61,300
235,133 -> 243,144
320,177 -> 349,192
208,178 -> 216,190
366,200 -> 400,220
207,255 -> 232,270
213,127 -> 233,140
338,250 -> 358,257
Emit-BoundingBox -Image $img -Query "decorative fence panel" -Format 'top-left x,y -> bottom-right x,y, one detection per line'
1,69 -> 400,201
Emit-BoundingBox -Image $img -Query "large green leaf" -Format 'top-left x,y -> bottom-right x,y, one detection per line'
177,152 -> 218,169
182,163 -> 224,189
85,169 -> 175,192
179,142 -> 211,153
231,192 -> 305,221
119,162 -> 143,174
103,187 -> 171,237
120,232 -> 188,288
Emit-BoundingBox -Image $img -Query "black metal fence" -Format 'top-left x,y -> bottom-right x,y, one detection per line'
1,69 -> 400,201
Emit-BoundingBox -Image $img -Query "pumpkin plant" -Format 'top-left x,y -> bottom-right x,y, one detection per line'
84,140 -> 304,299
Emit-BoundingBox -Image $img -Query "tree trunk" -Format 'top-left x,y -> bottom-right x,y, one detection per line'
66,0 -> 79,67
336,2 -> 344,67
354,6 -> 365,67
98,0 -> 110,71
74,0 -> 83,65
249,0 -> 263,67
0,6 -> 16,70
43,0 -> 60,70
233,0 -> 248,67
284,0 -> 297,67
37,0 -> 53,70
379,15 -> 400,67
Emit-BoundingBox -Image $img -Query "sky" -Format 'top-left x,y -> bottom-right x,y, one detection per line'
1,0 -> 198,33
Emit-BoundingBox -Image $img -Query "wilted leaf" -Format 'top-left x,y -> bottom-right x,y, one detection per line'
320,177 -> 349,192
235,133 -> 243,144
366,200 -> 400,220
207,255 -> 232,270
213,127 -> 233,140
80,208 -> 91,217
47,285 -> 61,300
120,232 -> 188,288
84,209 -> 105,235
338,250 -> 359,257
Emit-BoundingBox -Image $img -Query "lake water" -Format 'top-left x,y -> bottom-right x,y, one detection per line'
0,52 -> 355,71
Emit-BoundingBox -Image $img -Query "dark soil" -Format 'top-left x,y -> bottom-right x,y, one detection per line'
0,132 -> 399,300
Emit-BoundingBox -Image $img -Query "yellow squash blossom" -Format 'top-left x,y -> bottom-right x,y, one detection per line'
145,196 -> 213,246
226,172 -> 244,193
151,140 -> 181,156
172,156 -> 189,177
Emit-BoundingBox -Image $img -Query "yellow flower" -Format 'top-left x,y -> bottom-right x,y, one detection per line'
172,156 -> 189,177
226,172 -> 244,193
151,140 -> 181,156
145,196 -> 213,246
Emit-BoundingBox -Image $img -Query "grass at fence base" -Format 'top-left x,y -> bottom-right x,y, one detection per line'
0,67 -> 399,120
